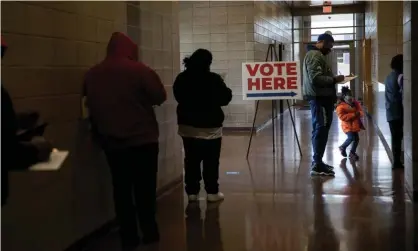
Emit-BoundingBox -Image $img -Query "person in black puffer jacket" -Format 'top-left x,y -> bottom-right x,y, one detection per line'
1,37 -> 52,207
173,48 -> 232,203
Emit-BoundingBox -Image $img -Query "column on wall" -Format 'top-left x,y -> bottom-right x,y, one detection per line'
403,1 -> 418,201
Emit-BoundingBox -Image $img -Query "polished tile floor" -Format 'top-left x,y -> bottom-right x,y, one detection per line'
88,109 -> 415,251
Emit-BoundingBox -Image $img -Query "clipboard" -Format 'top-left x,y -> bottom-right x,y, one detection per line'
337,75 -> 358,85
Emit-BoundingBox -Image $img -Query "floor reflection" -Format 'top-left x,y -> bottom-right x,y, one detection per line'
186,202 -> 223,251
309,177 -> 339,251
86,110 -> 414,251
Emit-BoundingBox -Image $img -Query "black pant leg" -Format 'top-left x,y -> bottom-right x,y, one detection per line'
182,137 -> 203,195
131,143 -> 160,240
350,132 -> 360,153
105,149 -> 139,246
389,119 -> 403,165
202,138 -> 222,194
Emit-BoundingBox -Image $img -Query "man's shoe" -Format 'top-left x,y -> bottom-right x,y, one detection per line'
392,162 -> 405,170
322,162 -> 335,170
310,163 -> 335,176
121,238 -> 140,251
142,235 -> 160,245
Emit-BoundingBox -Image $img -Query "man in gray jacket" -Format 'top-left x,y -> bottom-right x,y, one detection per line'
303,33 -> 344,176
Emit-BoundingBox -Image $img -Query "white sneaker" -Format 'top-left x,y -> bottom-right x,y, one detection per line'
207,192 -> 225,202
188,195 -> 198,202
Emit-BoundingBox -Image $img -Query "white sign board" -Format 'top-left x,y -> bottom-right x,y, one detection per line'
242,61 -> 302,100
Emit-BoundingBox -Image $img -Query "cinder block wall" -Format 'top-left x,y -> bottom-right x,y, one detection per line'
179,1 -> 293,129
179,1 -> 256,128
127,1 -> 183,194
365,1 -> 403,153
253,1 -> 293,127
403,1 -> 418,201
1,2 -> 182,251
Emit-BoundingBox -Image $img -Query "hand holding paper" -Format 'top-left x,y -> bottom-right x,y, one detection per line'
334,75 -> 345,83
337,74 -> 358,85
29,149 -> 69,171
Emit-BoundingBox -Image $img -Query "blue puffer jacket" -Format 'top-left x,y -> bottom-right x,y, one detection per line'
384,70 -> 403,122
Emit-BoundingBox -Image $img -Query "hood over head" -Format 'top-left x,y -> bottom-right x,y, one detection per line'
106,32 -> 138,61
1,36 -> 8,58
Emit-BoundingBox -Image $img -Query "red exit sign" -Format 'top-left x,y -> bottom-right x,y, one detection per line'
323,5 -> 332,13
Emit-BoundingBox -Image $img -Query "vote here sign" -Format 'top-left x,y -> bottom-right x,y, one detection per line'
242,61 -> 302,100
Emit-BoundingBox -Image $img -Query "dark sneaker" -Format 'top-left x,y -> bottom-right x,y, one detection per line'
322,162 -> 335,170
310,163 -> 335,176
142,234 -> 160,245
121,238 -> 140,251
339,146 -> 347,157
349,152 -> 359,161
392,162 -> 405,170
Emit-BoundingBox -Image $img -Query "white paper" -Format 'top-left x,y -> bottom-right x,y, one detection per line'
337,75 -> 358,84
29,150 -> 69,171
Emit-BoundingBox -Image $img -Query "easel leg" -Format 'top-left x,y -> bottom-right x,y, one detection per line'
272,100 -> 276,153
286,100 -> 303,156
246,100 -> 260,159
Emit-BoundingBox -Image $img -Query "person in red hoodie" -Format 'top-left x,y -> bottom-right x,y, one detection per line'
84,32 -> 166,250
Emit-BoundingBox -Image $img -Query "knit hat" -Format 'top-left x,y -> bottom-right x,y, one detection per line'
317,33 -> 334,43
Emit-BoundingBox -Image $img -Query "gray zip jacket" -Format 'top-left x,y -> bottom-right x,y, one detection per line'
302,45 -> 336,101
384,71 -> 403,122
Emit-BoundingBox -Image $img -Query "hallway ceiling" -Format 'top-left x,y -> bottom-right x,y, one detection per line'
289,0 -> 357,7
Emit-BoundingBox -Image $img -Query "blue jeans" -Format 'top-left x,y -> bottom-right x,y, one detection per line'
309,99 -> 334,164
340,132 -> 359,153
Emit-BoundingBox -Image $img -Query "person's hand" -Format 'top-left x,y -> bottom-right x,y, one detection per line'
334,75 -> 345,83
31,136 -> 53,162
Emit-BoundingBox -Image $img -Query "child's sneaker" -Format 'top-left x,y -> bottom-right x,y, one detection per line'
207,192 -> 225,202
339,146 -> 347,157
349,152 -> 359,161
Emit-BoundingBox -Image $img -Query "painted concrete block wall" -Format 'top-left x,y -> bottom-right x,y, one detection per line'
179,1 -> 292,128
1,1 -> 182,250
403,1 -> 418,201
365,1 -> 403,155
253,1 -> 293,127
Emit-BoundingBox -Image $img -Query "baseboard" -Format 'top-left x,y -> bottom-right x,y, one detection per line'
64,175 -> 183,251
366,112 -> 417,202
365,112 -> 393,163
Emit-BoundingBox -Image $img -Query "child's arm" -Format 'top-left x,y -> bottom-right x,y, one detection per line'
354,100 -> 364,117
336,105 -> 356,122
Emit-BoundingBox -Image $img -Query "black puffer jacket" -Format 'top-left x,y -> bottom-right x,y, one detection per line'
1,39 -> 38,206
173,70 -> 232,128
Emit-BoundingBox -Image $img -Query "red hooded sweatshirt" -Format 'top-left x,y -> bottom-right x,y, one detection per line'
84,32 -> 166,150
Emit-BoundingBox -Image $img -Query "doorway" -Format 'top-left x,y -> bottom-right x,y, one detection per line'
332,42 -> 355,94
